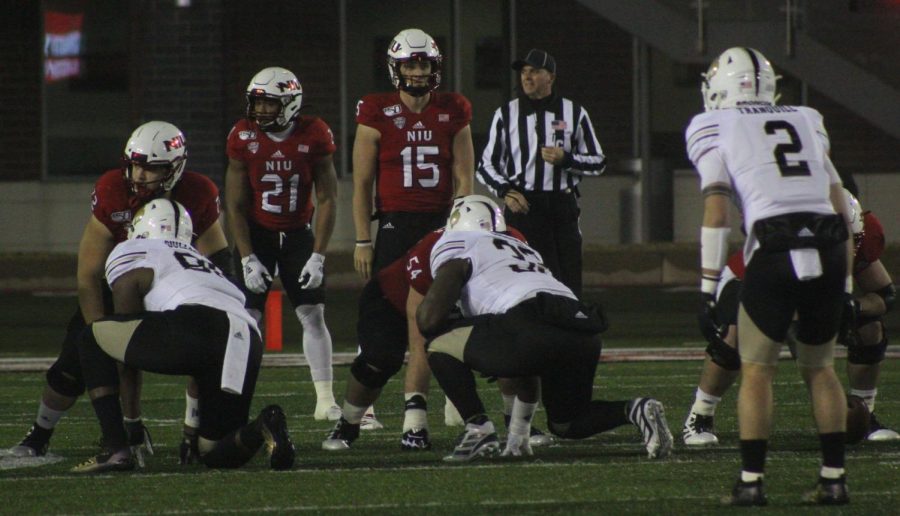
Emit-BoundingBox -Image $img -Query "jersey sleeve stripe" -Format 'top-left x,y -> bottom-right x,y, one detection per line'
105,251 -> 148,279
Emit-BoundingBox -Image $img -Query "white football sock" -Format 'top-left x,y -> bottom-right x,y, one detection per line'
850,388 -> 877,413
741,471 -> 764,482
820,466 -> 845,479
690,388 -> 722,416
36,402 -> 66,430
501,393 -> 516,416
296,304 -> 334,383
403,392 -> 428,432
509,398 -> 537,437
342,402 -> 368,425
184,391 -> 200,429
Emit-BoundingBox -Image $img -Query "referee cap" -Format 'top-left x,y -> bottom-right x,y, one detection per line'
512,49 -> 556,74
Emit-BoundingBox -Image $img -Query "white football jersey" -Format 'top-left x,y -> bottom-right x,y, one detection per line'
105,239 -> 258,331
430,231 -> 575,317
685,105 -> 841,260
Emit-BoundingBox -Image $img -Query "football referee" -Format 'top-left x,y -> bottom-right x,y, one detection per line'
476,48 -> 606,297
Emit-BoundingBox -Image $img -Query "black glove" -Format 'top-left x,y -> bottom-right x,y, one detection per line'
698,293 -> 724,345
837,293 -> 861,346
124,419 -> 154,468
179,427 -> 200,465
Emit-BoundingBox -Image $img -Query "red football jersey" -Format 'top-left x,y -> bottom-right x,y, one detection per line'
91,169 -> 220,244
854,211 -> 885,274
226,116 -> 336,231
726,251 -> 746,281
376,227 -> 527,315
356,91 -> 472,213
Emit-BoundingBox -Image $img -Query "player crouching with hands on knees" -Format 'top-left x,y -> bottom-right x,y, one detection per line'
72,200 -> 294,473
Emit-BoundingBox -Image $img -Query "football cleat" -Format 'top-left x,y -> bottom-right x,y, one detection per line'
9,424 -> 52,457
722,478 -> 767,506
628,398 -> 673,459
444,398 -> 464,427
400,428 -> 432,451
360,412 -> 384,431
71,451 -> 135,474
443,419 -> 500,462
258,405 -> 295,470
528,426 -> 554,447
867,413 -> 900,441
803,475 -> 849,505
501,432 -> 533,457
313,403 -> 342,421
322,417 -> 360,451
682,412 -> 719,446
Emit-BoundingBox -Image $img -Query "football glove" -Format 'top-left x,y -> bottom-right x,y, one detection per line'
179,428 -> 200,466
241,253 -> 272,294
299,252 -> 325,290
125,419 -> 154,469
501,432 -> 533,457
838,293 -> 861,346
698,292 -> 724,345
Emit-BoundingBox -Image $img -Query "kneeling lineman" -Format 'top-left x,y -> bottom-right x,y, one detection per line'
72,200 -> 295,473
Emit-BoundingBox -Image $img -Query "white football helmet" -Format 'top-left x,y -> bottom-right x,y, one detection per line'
128,199 -> 194,244
124,121 -> 188,200
387,28 -> 442,97
446,195 -> 507,232
246,67 -> 303,131
843,188 -> 864,235
702,47 -> 780,111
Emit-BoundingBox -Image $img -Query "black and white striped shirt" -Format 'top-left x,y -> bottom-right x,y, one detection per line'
477,94 -> 606,196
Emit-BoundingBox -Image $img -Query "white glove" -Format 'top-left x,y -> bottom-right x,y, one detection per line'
299,252 -> 325,290
501,432 -> 533,457
241,253 -> 271,294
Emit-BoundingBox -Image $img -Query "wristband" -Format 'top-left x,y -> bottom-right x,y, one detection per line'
355,240 -> 372,248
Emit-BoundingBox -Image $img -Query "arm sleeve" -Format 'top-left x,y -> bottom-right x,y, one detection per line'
565,107 -> 606,175
476,108 -> 512,197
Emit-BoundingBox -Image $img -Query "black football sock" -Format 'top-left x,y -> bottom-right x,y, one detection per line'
90,394 -> 127,450
427,352 -> 485,421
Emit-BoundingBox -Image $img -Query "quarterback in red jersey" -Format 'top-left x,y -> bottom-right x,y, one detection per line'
225,67 -> 340,421
351,27 -> 475,434
683,188 -> 898,446
10,121 -> 231,461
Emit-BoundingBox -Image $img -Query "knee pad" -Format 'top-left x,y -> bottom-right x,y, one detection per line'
848,334 -> 888,365
705,337 -> 741,371
46,336 -> 85,397
46,365 -> 85,397
350,356 -> 399,389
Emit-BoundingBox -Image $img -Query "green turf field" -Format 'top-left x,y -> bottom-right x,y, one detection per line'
1,287 -> 899,513
1,361 -> 898,514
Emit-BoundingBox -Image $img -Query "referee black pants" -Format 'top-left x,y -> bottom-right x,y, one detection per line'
505,191 -> 582,297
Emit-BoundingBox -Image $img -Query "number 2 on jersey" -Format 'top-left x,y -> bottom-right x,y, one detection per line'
400,146 -> 440,188
764,120 -> 810,177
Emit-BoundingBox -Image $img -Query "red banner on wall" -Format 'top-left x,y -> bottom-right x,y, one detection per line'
44,11 -> 83,83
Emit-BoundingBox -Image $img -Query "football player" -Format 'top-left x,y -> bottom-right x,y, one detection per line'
687,47 -> 852,505
10,121 -> 230,464
351,28 -> 474,432
226,67 -> 340,421
323,196 -> 551,453
416,197 -> 673,462
72,200 -> 293,473
684,188 -> 898,446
